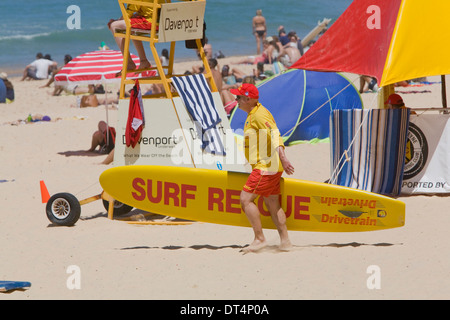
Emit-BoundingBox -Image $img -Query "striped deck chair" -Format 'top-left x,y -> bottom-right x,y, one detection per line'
330,109 -> 410,196
172,74 -> 226,155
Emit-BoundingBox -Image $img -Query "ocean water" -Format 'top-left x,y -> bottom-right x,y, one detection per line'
0,0 -> 352,75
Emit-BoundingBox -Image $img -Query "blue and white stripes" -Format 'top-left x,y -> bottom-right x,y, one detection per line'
172,74 -> 226,155
330,109 -> 410,196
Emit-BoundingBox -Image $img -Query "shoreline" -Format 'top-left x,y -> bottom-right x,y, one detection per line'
0,50 -> 255,78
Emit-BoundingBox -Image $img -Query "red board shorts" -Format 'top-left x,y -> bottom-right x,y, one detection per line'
243,169 -> 283,197
130,16 -> 157,30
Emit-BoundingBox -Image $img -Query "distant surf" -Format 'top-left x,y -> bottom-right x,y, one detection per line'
0,0 -> 351,75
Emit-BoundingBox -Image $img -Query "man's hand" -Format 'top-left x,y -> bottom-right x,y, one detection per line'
277,146 -> 294,175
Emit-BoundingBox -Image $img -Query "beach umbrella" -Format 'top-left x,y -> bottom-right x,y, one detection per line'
291,0 -> 450,90
230,69 -> 362,144
54,49 -> 155,84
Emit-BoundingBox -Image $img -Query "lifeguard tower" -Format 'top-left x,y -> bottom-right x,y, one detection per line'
111,0 -> 246,168
44,0 -> 247,226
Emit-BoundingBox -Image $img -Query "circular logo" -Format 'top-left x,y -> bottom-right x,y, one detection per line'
403,123 -> 428,180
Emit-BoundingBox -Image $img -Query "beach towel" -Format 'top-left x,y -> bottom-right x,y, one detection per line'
0,281 -> 31,292
125,80 -> 145,148
172,74 -> 226,155
330,109 -> 410,196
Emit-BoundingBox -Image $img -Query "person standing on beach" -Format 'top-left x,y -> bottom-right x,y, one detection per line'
230,83 -> 294,252
252,9 -> 267,55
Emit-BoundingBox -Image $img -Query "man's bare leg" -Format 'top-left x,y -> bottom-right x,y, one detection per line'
132,40 -> 151,70
264,194 -> 292,251
240,191 -> 267,252
109,19 -> 137,75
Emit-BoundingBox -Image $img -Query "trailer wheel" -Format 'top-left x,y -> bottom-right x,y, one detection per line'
46,193 -> 81,226
102,199 -> 133,216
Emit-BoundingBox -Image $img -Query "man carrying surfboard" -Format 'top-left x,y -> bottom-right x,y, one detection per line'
230,83 -> 295,252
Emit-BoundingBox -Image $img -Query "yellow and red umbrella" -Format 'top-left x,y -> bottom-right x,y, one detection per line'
292,0 -> 450,88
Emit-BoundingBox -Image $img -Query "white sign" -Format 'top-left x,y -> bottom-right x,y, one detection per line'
158,1 -> 206,43
401,114 -> 450,194
113,93 -> 248,173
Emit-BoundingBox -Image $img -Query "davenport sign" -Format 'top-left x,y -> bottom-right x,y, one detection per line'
158,1 -> 206,43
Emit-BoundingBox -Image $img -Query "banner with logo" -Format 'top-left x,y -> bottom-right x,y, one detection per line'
158,1 -> 205,43
401,114 -> 450,194
113,93 -> 248,173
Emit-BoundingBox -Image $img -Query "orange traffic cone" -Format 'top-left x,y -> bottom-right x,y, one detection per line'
40,180 -> 51,203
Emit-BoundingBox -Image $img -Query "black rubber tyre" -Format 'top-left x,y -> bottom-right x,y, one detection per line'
46,193 -> 81,226
102,199 -> 133,216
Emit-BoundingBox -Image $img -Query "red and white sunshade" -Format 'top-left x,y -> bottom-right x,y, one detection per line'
54,50 -> 156,85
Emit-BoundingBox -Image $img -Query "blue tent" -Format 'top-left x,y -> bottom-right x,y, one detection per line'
0,80 -> 6,103
230,69 -> 363,144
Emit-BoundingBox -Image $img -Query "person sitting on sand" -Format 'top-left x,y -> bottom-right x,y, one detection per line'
201,58 -> 238,107
21,52 -> 58,81
40,54 -> 73,96
0,72 -> 14,103
88,121 -> 116,164
196,37 -> 213,60
108,0 -> 164,75
234,37 -> 278,65
253,62 -> 274,81
221,65 -> 246,85
359,75 -> 378,93
278,34 -> 302,67
278,26 -> 289,46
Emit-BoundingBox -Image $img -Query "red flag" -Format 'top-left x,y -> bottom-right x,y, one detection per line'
125,80 -> 145,148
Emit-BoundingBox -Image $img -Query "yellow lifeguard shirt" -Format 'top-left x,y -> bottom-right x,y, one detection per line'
244,103 -> 285,173
126,0 -> 165,25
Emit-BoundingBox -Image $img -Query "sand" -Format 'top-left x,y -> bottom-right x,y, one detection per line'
1,57 -> 450,300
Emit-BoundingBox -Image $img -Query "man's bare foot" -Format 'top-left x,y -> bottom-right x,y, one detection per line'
241,239 -> 267,253
137,60 -> 151,70
115,62 -> 137,77
279,239 -> 293,252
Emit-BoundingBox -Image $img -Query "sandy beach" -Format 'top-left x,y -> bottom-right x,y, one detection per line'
1,56 -> 450,300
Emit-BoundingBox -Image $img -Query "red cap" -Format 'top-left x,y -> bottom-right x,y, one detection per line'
230,83 -> 259,99
385,93 -> 403,105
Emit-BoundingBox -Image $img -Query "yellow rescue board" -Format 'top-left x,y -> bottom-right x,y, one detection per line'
99,166 -> 405,232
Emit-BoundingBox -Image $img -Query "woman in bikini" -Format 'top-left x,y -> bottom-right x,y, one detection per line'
252,9 -> 267,55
